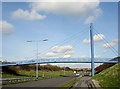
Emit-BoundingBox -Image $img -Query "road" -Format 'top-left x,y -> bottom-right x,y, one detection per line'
2,76 -> 76,88
71,76 -> 95,89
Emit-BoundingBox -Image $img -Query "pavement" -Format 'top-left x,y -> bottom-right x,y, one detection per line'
2,76 -> 76,88
70,76 -> 97,89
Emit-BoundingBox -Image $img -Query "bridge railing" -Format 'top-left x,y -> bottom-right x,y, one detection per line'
1,58 -> 119,66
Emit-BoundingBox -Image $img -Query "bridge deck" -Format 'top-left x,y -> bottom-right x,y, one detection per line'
1,61 -> 119,66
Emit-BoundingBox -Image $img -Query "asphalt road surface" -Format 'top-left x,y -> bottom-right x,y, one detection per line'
71,76 -> 95,89
2,76 -> 76,88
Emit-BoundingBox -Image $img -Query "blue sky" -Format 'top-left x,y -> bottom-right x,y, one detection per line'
1,1 -> 118,68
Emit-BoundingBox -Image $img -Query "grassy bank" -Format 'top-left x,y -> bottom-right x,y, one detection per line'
2,64 -> 74,78
2,64 -> 75,84
92,63 -> 119,88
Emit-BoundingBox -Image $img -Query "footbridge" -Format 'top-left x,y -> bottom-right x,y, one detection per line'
1,58 -> 119,66
1,23 -> 119,78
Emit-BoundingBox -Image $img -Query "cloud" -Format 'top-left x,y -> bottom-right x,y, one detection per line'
82,39 -> 90,44
45,45 -> 74,58
94,34 -> 105,42
45,52 -> 57,57
79,55 -> 100,58
40,64 -> 47,66
102,42 -> 115,48
63,55 -> 72,58
54,63 -> 102,68
83,34 -> 105,44
85,8 -> 102,24
94,55 -> 101,58
29,0 -> 101,23
79,55 -> 88,58
112,39 -> 120,43
64,50 -> 75,54
103,50 -> 107,54
12,9 -> 46,20
0,21 -> 14,34
102,39 -> 118,48
38,57 -> 48,59
51,45 -> 74,54
11,0 -> 102,22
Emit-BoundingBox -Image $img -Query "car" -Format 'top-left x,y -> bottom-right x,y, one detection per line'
76,73 -> 80,76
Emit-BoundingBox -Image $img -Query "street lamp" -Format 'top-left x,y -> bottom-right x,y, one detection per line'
26,39 -> 48,78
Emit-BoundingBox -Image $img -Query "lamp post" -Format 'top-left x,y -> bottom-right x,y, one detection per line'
26,39 -> 48,78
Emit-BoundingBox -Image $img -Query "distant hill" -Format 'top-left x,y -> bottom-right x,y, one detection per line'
92,63 -> 119,88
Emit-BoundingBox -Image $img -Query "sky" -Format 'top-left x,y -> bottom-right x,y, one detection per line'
0,0 -> 119,68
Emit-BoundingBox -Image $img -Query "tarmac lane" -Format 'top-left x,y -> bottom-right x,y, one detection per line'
2,76 -> 76,88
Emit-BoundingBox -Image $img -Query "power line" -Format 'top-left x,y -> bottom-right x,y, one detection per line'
93,29 -> 118,56
38,28 -> 89,57
57,30 -> 89,59
94,32 -> 118,57
94,30 -> 118,54
29,28 -> 88,60
24,27 -> 88,61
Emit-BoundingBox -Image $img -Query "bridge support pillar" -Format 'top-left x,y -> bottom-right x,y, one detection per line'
90,23 -> 95,77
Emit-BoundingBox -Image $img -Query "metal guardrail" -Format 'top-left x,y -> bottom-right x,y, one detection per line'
1,75 -> 60,82
1,74 -> 80,82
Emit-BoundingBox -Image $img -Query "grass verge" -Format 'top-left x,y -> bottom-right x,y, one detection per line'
59,76 -> 82,89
